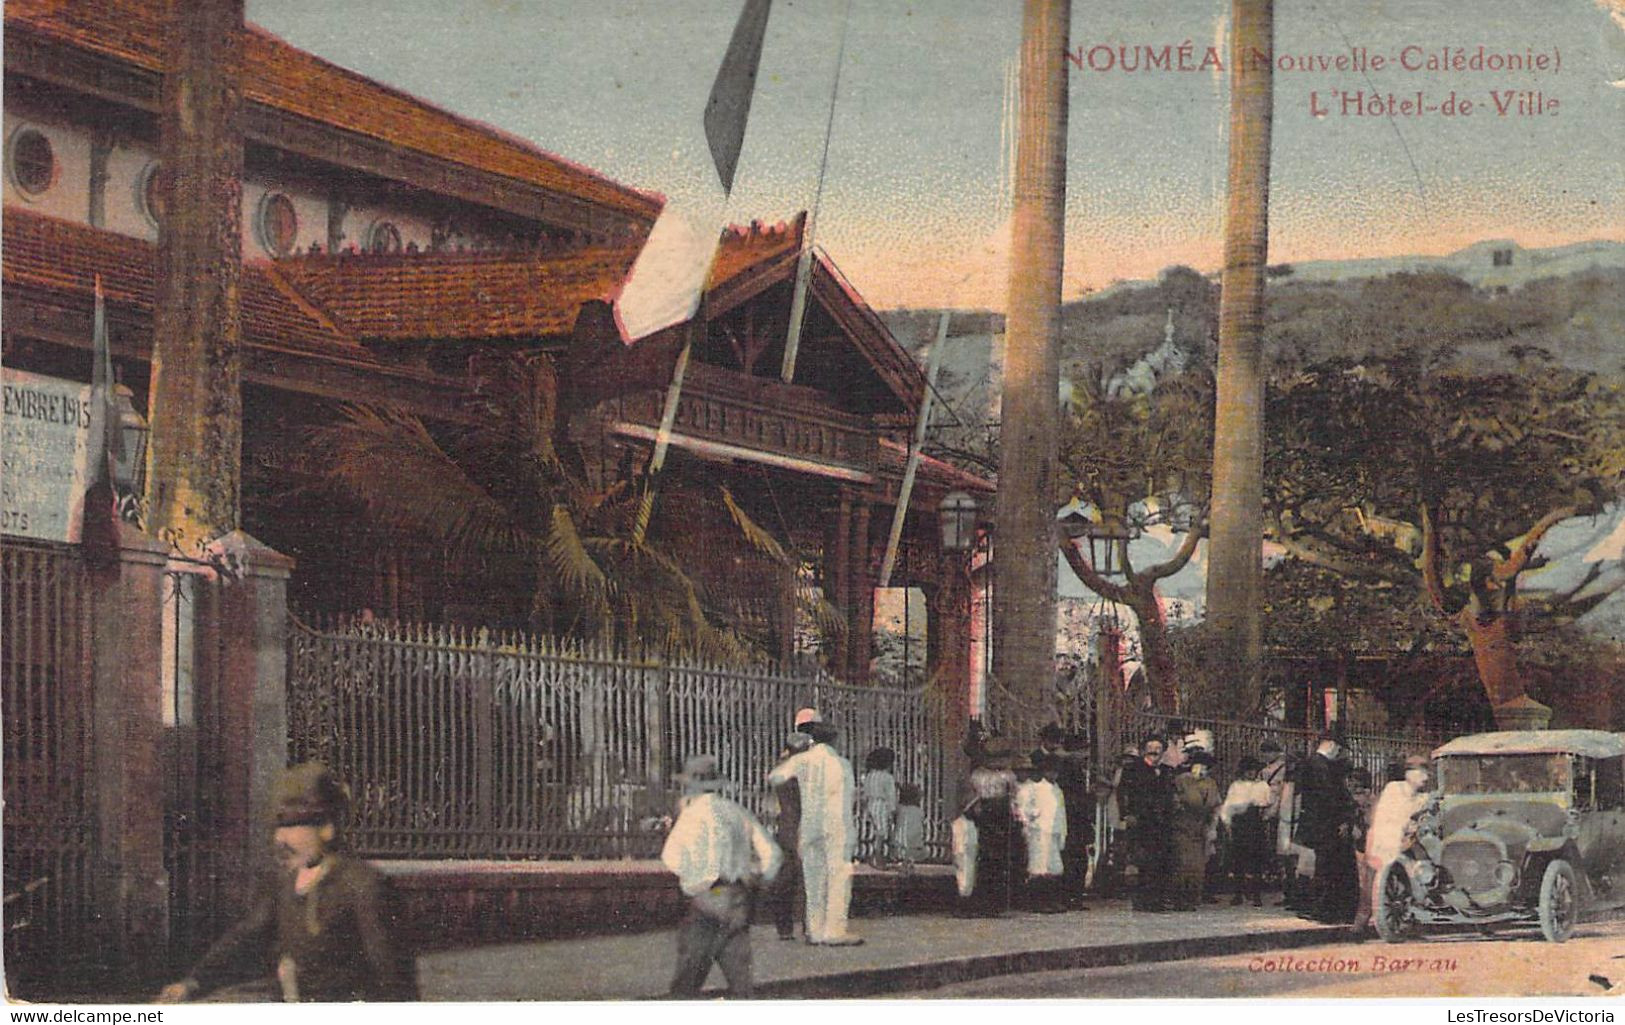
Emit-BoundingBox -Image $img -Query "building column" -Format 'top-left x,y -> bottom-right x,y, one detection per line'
847,499 -> 874,685
829,490 -> 852,678
89,525 -> 171,982
927,560 -> 974,793
88,131 -> 112,229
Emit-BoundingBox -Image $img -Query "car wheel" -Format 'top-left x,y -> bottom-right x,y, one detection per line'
1538,859 -> 1578,943
1374,862 -> 1415,943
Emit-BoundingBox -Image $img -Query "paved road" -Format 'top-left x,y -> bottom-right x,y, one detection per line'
889,922 -> 1625,999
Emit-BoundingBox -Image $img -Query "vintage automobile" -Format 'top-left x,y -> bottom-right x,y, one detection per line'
1375,729 -> 1625,944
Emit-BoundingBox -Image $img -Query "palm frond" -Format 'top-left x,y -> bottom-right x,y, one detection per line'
305,405 -> 535,556
719,486 -> 790,565
797,582 -> 846,637
544,503 -> 610,604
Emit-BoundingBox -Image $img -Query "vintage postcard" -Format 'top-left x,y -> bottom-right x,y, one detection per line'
2,0 -> 1623,1013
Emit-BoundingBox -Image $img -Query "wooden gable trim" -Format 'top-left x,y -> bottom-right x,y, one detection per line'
701,246 -> 926,416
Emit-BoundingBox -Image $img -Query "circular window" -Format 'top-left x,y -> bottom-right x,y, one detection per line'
256,192 -> 299,257
367,220 -> 402,255
135,161 -> 164,227
7,127 -> 57,198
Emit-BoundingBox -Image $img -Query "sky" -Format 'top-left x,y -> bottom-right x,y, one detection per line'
246,1 -> 1625,310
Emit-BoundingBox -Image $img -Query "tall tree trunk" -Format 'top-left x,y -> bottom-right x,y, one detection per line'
1460,607 -> 1524,707
148,0 -> 245,550
993,0 -> 1069,741
1127,582 -> 1179,713
1205,0 -> 1273,716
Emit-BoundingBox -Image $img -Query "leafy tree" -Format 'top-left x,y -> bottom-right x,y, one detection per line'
1057,363 -> 1213,712
1266,351 -> 1625,713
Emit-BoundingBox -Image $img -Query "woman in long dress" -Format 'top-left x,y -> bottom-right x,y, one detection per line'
1170,750 -> 1221,912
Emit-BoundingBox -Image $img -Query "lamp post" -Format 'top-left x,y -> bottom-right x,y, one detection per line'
938,491 -> 979,553
1059,508 -> 1130,578
1087,520 -> 1131,579
113,383 -> 150,500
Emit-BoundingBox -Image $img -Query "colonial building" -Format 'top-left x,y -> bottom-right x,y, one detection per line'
3,0 -> 990,990
4,0 -> 987,676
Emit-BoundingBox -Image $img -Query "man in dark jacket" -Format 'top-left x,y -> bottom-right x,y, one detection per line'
1117,736 -> 1174,912
768,731 -> 812,940
1295,733 -> 1358,924
157,764 -> 418,1003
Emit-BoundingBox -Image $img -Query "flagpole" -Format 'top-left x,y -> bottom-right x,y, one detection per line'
877,310 -> 951,588
632,322 -> 696,546
623,0 -> 775,545
779,0 -> 853,385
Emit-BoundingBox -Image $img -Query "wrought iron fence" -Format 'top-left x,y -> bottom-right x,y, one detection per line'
1,540 -> 97,984
1112,709 -> 1448,783
286,618 -> 951,861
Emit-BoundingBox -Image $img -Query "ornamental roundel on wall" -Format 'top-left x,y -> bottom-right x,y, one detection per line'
6,126 -> 57,199
257,191 -> 299,256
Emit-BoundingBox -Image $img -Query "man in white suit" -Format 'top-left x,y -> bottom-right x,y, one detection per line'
768,719 -> 863,946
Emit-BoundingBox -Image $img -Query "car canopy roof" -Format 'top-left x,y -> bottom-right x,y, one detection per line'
1432,730 -> 1625,759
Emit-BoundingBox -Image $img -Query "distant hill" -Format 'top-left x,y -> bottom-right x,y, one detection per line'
1271,238 -> 1625,290
880,239 -> 1625,423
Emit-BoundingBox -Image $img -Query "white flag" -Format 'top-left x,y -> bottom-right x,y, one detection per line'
614,0 -> 772,343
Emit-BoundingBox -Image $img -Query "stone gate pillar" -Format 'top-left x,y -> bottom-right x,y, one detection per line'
89,525 -> 171,983
203,531 -> 293,908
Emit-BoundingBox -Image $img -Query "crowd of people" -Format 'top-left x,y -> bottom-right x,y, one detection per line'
953,720 -> 1437,937
151,712 -> 1441,1002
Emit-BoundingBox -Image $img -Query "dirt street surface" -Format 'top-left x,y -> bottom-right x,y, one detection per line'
893,922 -> 1625,999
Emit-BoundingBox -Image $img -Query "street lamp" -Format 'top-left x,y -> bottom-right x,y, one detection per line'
112,383 -> 149,495
938,491 -> 978,552
1059,507 -> 1131,577
1087,520 -> 1131,578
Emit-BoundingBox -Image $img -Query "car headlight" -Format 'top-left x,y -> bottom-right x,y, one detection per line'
1494,861 -> 1517,887
1414,860 -> 1437,887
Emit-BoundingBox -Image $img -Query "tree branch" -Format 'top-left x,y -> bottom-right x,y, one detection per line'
1144,522 -> 1207,583
1271,531 -> 1414,585
924,442 -> 998,475
1521,560 -> 1625,623
1420,502 -> 1464,615
1059,539 -> 1131,605
1492,505 -> 1578,582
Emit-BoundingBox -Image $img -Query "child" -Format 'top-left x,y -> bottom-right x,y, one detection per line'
860,747 -> 899,866
891,782 -> 926,871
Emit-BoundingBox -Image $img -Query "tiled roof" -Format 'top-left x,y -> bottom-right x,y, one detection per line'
2,208 -> 369,361
4,0 -> 660,222
274,218 -> 806,343
877,438 -> 996,495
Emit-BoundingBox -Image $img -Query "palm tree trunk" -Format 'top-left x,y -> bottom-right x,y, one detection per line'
993,0 -> 1069,742
1205,0 -> 1274,716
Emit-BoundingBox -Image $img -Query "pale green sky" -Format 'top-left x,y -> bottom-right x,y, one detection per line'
248,1 -> 1625,309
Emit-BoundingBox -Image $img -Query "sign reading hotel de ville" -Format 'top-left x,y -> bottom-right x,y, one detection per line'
1,368 -> 95,543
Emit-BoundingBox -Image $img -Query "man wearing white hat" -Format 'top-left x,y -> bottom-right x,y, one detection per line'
662,754 -> 782,997
768,717 -> 863,945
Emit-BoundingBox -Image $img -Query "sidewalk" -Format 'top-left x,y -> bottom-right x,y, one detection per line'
416,897 -> 1352,1000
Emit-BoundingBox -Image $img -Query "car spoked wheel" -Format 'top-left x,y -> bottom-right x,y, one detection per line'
1538,859 -> 1577,943
1375,862 -> 1415,943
